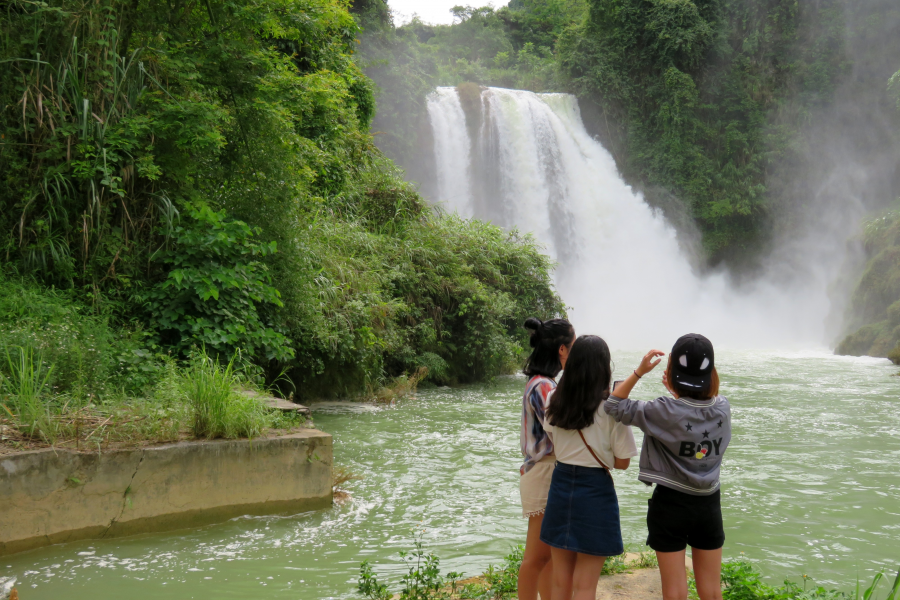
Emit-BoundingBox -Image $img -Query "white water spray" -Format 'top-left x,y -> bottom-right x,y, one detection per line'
427,87 -> 831,349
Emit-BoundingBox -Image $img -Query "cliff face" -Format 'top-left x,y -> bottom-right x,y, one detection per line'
836,210 -> 900,362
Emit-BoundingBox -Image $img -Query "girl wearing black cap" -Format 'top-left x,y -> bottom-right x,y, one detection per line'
603,334 -> 731,600
517,317 -> 575,600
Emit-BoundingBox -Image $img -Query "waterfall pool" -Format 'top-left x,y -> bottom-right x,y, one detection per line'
4,350 -> 899,599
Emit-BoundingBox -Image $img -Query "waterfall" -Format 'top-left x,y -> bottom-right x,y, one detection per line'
426,88 -> 474,218
426,87 -> 829,348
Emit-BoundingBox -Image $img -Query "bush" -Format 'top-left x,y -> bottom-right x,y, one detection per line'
283,209 -> 565,398
145,206 -> 293,363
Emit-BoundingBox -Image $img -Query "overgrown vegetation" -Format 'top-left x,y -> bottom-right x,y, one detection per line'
0,274 -> 303,450
0,0 -> 565,432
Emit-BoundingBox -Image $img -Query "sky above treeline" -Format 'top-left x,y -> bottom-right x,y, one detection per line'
389,0 -> 499,25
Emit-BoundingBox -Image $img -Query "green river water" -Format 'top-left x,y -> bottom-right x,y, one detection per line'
4,350 -> 900,598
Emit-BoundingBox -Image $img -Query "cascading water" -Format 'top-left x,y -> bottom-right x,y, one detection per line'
427,87 -> 830,348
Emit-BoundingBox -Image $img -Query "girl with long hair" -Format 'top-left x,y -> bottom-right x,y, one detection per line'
540,335 -> 637,600
604,334 -> 731,600
517,317 -> 575,600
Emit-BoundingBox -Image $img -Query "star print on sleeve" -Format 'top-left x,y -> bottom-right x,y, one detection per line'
685,423 -> 693,431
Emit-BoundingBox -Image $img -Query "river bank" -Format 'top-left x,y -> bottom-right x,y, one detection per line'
0,430 -> 333,556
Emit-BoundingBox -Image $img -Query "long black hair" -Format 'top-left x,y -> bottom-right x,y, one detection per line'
546,335 -> 612,430
523,317 -> 575,379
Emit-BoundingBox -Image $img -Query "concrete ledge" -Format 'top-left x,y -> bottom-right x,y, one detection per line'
0,430 -> 332,556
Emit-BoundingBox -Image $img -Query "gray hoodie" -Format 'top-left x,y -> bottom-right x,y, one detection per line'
604,394 -> 731,496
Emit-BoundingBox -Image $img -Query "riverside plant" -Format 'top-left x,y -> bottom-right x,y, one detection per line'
359,542 -> 521,600
181,351 -> 272,440
2,346 -> 56,442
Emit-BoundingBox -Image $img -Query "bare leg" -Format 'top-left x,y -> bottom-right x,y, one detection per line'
657,550 -> 689,600
538,558 -> 553,600
550,547 -> 576,600
691,547 -> 723,600
571,553 -> 606,600
517,514 -> 552,600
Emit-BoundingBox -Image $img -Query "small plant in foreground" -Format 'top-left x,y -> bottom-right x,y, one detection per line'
359,542 -> 521,600
359,539 -> 464,600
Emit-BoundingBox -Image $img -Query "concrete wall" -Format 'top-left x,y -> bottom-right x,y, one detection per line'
0,430 -> 332,556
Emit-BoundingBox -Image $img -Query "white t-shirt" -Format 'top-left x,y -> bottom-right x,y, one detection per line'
542,391 -> 638,468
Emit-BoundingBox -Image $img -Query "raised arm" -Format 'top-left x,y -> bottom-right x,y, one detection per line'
604,349 -> 665,433
611,349 -> 664,399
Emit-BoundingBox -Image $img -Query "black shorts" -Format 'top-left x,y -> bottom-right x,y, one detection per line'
646,484 -> 724,552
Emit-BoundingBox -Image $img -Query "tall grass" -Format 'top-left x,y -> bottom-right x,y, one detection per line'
182,352 -> 271,439
2,346 -> 56,442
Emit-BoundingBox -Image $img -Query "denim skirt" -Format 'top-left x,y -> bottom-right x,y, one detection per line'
539,462 -> 624,556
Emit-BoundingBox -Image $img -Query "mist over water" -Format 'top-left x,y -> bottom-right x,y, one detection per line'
426,87 -> 831,350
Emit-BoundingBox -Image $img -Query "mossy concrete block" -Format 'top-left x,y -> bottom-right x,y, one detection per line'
0,430 -> 332,556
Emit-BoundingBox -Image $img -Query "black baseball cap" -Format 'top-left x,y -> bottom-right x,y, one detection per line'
670,334 -> 714,393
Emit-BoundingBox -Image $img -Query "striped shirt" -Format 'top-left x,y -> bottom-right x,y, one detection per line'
520,375 -> 556,475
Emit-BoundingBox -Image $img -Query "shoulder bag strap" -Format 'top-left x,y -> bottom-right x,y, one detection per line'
578,430 -> 612,474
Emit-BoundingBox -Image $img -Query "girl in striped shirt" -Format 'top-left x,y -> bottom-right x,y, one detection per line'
517,317 -> 575,600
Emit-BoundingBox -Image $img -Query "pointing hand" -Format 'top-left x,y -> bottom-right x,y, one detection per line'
637,349 -> 664,377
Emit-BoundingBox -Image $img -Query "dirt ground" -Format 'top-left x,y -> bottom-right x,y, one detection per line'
596,567 -> 663,600
593,553 -> 691,600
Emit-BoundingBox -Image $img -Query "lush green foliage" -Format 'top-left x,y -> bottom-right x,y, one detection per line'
558,0 -> 850,260
0,0 -> 564,399
144,206 -> 292,363
0,270 -> 156,396
835,61 -> 900,359
289,202 -> 564,397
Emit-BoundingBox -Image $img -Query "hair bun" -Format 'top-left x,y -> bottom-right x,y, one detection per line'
524,317 -> 543,348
